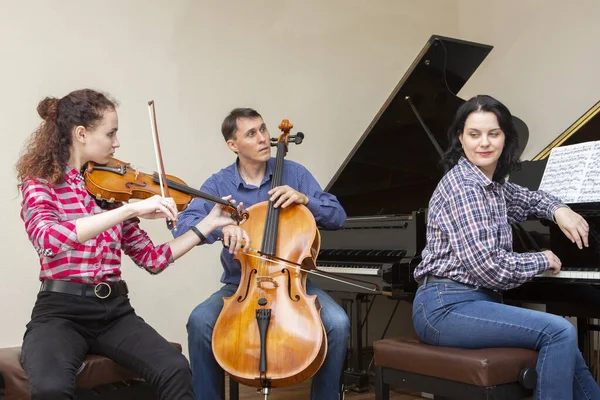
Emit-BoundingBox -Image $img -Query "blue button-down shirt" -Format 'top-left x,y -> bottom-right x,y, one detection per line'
414,157 -> 564,291
173,158 -> 346,284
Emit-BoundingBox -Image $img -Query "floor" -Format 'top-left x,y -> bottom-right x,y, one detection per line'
229,377 -> 424,399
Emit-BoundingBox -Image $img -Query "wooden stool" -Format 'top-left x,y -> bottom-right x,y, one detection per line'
374,337 -> 537,400
0,343 -> 182,400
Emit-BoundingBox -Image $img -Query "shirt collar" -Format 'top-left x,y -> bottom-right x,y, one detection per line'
458,157 -> 494,188
234,158 -> 275,188
63,165 -> 84,185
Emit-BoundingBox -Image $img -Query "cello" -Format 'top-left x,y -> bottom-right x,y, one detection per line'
211,120 -> 326,396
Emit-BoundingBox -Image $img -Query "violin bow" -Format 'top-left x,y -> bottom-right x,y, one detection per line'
147,100 -> 176,230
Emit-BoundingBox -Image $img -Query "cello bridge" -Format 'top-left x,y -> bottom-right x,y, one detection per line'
256,276 -> 279,290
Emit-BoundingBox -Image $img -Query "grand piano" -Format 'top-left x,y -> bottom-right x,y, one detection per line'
312,35 -> 496,298
311,34 -> 600,388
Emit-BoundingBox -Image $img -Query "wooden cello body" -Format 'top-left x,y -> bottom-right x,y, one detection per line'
211,121 -> 327,389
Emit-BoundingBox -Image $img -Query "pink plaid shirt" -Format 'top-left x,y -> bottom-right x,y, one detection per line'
20,166 -> 173,284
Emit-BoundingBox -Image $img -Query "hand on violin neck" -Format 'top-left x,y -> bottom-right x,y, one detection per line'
203,195 -> 240,228
221,224 -> 250,255
131,195 -> 178,221
268,185 -> 309,208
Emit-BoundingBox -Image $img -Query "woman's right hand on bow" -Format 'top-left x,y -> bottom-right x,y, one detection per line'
133,195 -> 178,221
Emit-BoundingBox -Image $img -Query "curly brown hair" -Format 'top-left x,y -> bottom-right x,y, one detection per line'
16,89 -> 118,184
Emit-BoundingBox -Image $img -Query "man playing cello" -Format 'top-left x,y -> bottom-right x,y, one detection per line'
173,108 -> 349,399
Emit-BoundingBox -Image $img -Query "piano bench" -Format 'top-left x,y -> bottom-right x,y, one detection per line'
373,336 -> 538,400
0,342 -> 182,400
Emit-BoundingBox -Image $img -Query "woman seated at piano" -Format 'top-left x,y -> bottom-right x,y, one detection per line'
412,94 -> 600,399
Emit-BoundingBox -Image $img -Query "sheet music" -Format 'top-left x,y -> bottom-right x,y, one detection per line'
538,141 -> 600,203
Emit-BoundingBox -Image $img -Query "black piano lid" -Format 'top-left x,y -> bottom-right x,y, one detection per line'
325,35 -> 493,217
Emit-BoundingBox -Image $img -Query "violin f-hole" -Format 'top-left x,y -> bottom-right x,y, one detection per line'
125,182 -> 147,189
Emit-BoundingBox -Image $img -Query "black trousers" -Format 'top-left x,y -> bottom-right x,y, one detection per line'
21,291 -> 194,400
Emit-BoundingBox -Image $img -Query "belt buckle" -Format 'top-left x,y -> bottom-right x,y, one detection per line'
94,282 -> 112,299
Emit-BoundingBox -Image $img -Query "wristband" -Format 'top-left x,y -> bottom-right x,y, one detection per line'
190,226 -> 207,246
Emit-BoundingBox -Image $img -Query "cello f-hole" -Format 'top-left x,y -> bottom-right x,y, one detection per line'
237,269 -> 257,302
282,269 -> 300,302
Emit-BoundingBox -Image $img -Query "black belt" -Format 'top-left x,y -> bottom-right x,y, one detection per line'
417,275 -> 460,287
40,280 -> 128,299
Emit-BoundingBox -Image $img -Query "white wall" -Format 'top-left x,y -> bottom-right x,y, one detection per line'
1,0 -> 598,357
456,0 -> 600,160
0,0 -> 458,353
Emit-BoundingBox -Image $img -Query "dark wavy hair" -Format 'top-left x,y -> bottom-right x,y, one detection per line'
221,108 -> 262,141
16,89 -> 117,184
441,94 -> 521,183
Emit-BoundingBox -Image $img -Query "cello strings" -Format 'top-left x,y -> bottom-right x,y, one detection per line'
243,250 -> 379,293
258,144 -> 284,302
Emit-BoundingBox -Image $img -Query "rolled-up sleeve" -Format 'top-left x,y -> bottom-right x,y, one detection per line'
20,180 -> 80,257
121,217 -> 173,273
297,165 -> 346,229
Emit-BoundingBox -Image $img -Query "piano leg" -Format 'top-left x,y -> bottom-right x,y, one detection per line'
341,294 -> 370,393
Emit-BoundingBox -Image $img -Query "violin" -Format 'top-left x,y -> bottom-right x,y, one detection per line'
82,157 -> 248,223
82,100 -> 248,224
211,120 -> 326,394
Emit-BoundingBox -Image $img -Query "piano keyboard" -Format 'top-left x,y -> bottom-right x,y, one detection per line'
536,268 -> 600,281
315,262 -> 384,276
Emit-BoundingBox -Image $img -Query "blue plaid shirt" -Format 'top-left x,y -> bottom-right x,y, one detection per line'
414,157 -> 564,291
173,157 -> 346,284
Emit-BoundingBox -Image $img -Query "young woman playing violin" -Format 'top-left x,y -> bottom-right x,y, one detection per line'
15,88 -> 241,400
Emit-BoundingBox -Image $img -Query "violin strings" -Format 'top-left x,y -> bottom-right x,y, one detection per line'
243,250 -> 379,293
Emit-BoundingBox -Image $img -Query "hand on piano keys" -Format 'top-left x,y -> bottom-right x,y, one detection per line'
542,249 -> 562,275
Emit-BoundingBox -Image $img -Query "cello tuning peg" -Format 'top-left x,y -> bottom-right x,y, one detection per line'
292,132 -> 304,145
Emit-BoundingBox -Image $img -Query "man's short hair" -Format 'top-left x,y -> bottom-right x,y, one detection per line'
221,108 -> 262,141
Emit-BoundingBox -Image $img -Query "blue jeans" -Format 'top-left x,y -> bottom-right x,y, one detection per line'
412,280 -> 600,400
187,281 -> 349,399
